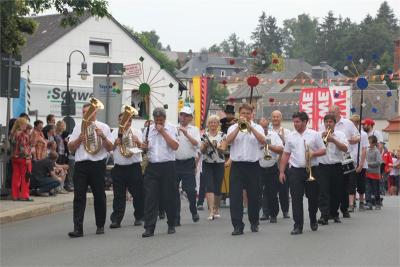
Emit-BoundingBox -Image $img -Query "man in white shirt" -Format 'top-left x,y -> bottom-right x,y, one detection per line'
67,102 -> 114,238
271,110 -> 291,219
349,114 -> 368,211
317,114 -> 349,225
362,117 -> 384,151
226,103 -> 266,235
109,113 -> 144,229
322,105 -> 360,218
141,107 -> 179,238
174,106 -> 201,225
279,112 -> 326,235
258,117 -> 284,223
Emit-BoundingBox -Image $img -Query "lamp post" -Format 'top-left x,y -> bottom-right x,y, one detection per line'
64,50 -> 90,133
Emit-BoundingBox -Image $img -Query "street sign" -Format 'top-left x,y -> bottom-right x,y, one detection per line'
123,63 -> 142,77
92,62 -> 124,75
0,54 -> 21,98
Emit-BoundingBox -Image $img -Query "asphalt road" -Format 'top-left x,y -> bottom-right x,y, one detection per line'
1,196 -> 399,267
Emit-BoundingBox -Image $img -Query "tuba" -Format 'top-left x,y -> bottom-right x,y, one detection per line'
82,97 -> 104,155
118,105 -> 139,158
304,140 -> 316,182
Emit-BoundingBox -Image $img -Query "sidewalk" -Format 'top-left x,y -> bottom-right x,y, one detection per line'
0,191 -> 114,224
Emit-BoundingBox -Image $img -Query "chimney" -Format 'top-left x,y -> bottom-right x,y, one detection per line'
394,37 -> 400,73
199,51 -> 208,62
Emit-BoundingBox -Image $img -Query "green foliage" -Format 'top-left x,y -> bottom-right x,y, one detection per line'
210,80 -> 229,108
208,33 -> 250,57
123,25 -> 177,73
0,0 -> 109,55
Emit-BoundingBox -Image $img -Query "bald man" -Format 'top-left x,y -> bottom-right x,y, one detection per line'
270,110 -> 291,219
320,106 -> 360,219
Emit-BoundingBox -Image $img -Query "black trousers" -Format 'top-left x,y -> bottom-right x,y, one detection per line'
348,169 -> 366,195
73,160 -> 107,229
229,161 -> 261,228
287,167 -> 319,229
340,173 -> 350,213
110,163 -> 144,224
143,161 -> 178,228
197,171 -> 206,205
317,163 -> 343,219
176,158 -> 197,221
278,170 -> 290,213
260,164 -> 279,217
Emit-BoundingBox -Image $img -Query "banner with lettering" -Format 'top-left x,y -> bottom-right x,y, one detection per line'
299,86 -> 351,130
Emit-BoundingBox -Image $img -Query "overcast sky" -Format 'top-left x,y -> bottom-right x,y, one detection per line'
108,0 -> 399,52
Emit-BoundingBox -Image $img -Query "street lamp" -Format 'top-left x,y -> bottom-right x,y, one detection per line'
64,50 -> 90,133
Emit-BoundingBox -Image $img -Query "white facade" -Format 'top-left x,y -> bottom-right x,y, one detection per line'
0,16 -> 180,129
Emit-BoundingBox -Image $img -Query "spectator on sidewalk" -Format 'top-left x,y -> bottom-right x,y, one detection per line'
31,151 -> 67,196
42,114 -> 55,139
32,120 -> 47,161
365,135 -> 383,210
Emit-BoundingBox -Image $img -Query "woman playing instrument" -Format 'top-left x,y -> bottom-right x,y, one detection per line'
10,117 -> 33,201
200,115 -> 227,220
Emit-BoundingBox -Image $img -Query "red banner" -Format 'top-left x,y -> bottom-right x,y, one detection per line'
299,86 -> 350,130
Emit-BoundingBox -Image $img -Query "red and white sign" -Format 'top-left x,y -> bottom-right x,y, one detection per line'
299,86 -> 351,130
124,63 -> 142,77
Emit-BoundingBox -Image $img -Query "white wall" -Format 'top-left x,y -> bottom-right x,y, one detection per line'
3,16 -> 179,129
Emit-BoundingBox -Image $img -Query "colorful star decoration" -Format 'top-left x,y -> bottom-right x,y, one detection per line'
350,107 -> 357,113
371,107 -> 378,113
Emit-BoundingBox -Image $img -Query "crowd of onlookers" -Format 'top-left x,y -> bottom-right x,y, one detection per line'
5,113 -> 74,201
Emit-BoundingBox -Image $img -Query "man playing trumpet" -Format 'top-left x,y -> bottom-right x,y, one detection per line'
317,114 -> 349,225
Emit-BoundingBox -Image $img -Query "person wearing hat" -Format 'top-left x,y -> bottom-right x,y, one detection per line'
174,106 -> 201,226
362,118 -> 384,151
220,104 -> 236,135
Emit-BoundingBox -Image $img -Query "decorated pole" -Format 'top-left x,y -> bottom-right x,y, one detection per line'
247,75 -> 259,104
356,76 -> 368,166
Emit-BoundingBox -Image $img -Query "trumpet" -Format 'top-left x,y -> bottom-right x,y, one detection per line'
264,144 -> 272,160
323,127 -> 332,146
237,118 -> 250,133
305,140 -> 316,182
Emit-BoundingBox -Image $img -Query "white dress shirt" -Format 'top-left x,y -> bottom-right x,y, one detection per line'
350,130 -> 369,169
284,128 -> 325,167
228,122 -> 265,162
147,123 -> 178,163
272,127 -> 291,145
259,131 -> 283,168
318,130 -> 349,164
69,121 -> 112,162
175,124 -> 201,160
111,128 -> 143,165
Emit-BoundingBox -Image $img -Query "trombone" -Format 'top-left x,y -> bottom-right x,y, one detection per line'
304,140 -> 316,182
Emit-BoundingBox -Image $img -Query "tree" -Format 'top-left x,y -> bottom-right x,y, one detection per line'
208,44 -> 221,53
316,11 -> 338,63
0,0 -> 109,55
376,1 -> 399,34
210,80 -> 229,109
214,33 -> 250,57
123,25 -> 177,73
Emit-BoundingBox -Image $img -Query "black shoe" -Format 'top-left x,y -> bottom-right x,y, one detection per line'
231,226 -> 244,236
333,217 -> 341,223
318,218 -> 328,225
260,214 -> 270,221
310,223 -> 318,231
197,204 -> 204,211
109,222 -> 121,229
64,185 -> 74,192
142,228 -> 154,238
290,227 -> 302,235
96,227 -> 104,235
342,211 -> 351,218
270,217 -> 277,223
134,219 -> 143,226
167,226 -> 176,234
68,230 -> 83,238
159,211 -> 166,220
348,206 -> 354,213
192,213 -> 200,223
250,224 -> 259,232
283,212 -> 290,219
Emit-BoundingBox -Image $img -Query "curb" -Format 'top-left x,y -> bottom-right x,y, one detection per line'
0,192 -> 114,225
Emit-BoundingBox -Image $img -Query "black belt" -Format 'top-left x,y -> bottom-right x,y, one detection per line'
319,163 -> 341,167
76,159 -> 106,164
114,162 -> 140,168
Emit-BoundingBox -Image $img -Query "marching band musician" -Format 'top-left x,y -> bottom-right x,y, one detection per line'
175,106 -> 201,226
270,110 -> 291,219
258,117 -> 284,223
67,102 -> 113,238
141,107 -> 179,238
317,114 -> 349,225
226,103 -> 266,235
321,106 -> 360,218
200,115 -> 227,220
279,112 -> 326,235
109,112 -> 144,229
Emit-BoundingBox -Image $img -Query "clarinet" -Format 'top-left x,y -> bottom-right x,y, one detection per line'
201,132 -> 223,160
141,121 -> 151,174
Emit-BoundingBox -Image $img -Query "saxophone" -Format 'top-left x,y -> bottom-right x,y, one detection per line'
118,105 -> 139,158
82,97 -> 104,155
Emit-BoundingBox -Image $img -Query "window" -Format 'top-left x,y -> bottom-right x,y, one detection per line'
89,41 -> 110,56
220,70 -> 225,77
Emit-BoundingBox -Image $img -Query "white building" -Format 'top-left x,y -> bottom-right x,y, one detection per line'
0,13 -> 186,130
